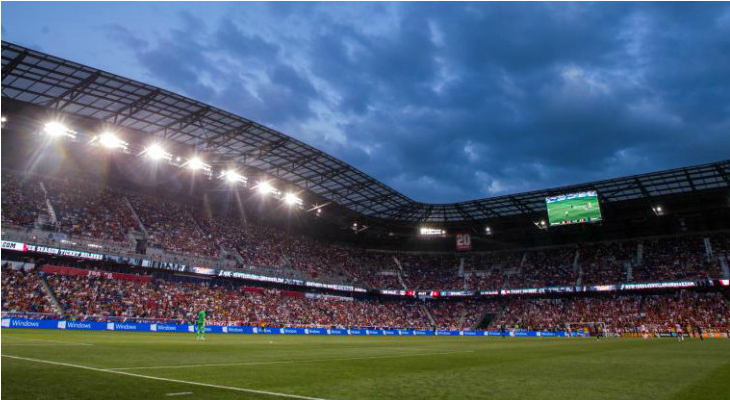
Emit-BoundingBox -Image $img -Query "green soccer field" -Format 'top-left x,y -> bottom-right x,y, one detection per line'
547,196 -> 601,225
2,330 -> 729,400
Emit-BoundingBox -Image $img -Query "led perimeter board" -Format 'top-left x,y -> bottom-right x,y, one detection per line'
545,190 -> 602,226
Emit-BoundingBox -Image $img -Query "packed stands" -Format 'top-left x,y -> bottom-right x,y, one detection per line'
1,267 -> 55,314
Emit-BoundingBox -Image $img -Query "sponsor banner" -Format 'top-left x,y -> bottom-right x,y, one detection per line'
28,244 -> 103,260
225,326 -> 256,334
0,319 -> 701,339
3,318 -> 58,329
152,323 -> 190,333
111,322 -> 151,331
1,240 -> 27,252
218,270 -> 366,294
63,320 -> 107,330
43,265 -> 152,282
619,281 -> 695,290
305,293 -> 354,302
189,266 -> 216,275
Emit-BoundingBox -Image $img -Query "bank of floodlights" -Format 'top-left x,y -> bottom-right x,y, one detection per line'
220,170 -> 247,185
182,157 -> 212,174
90,132 -> 128,151
283,192 -> 303,207
43,121 -> 76,139
141,143 -> 172,162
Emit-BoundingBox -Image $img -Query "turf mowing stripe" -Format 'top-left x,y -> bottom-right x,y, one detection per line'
1,355 -> 333,400
108,350 -> 476,370
2,335 -> 93,346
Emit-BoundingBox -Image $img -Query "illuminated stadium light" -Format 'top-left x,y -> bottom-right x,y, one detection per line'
44,122 -> 76,139
97,132 -> 127,150
420,227 -> 445,236
1,116 -> 6,123
220,170 -> 246,184
283,192 -> 302,206
257,181 -> 276,195
142,144 -> 171,161
485,226 -> 492,234
185,157 -> 211,172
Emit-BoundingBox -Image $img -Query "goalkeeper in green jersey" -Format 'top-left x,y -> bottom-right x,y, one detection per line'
195,310 -> 206,341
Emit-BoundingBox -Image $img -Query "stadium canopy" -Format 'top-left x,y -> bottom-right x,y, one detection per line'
3,41 -> 729,225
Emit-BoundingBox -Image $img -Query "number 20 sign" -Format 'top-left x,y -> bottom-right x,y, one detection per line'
455,232 -> 472,251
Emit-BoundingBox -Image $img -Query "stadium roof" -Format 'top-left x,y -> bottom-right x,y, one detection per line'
3,41 -> 729,224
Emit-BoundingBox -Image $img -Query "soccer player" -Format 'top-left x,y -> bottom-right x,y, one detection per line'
195,310 -> 206,341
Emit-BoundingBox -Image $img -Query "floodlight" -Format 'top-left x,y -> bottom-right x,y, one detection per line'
1,116 -> 6,123
188,157 -> 205,171
44,122 -> 72,138
283,192 -> 301,206
540,220 -> 546,226
145,144 -> 169,161
222,170 -> 245,184
655,206 -> 662,212
258,181 -> 274,195
98,132 -> 125,149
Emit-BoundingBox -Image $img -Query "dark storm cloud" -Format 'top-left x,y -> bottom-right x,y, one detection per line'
5,2 -> 727,202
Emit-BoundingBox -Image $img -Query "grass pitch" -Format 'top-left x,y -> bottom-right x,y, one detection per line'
547,196 -> 601,225
2,330 -> 729,400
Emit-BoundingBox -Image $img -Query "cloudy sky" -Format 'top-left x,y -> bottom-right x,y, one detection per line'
2,2 -> 729,203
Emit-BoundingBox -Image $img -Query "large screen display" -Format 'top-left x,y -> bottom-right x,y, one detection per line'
545,190 -> 602,226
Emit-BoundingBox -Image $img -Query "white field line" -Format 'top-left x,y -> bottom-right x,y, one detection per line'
109,350 -> 475,371
1,335 -> 93,346
1,355 -> 332,400
165,392 -> 193,396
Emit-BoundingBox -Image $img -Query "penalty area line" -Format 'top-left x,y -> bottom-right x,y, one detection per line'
1,355 -> 332,400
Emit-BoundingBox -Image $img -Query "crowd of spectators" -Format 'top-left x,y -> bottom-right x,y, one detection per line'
1,267 -> 55,314
637,236 -> 722,282
495,292 -> 729,331
44,178 -> 139,243
3,262 -> 729,331
128,193 -> 218,258
1,172 -> 47,227
2,170 -> 728,293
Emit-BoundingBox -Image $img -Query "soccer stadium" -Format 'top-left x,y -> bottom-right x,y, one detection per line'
1,3 -> 730,400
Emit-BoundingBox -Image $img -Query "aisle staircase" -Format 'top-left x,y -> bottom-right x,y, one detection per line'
39,273 -> 64,315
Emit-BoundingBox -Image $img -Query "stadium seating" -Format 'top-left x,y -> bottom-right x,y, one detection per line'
1,170 -> 728,295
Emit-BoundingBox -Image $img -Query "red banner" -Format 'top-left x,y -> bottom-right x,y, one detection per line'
42,265 -> 152,282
